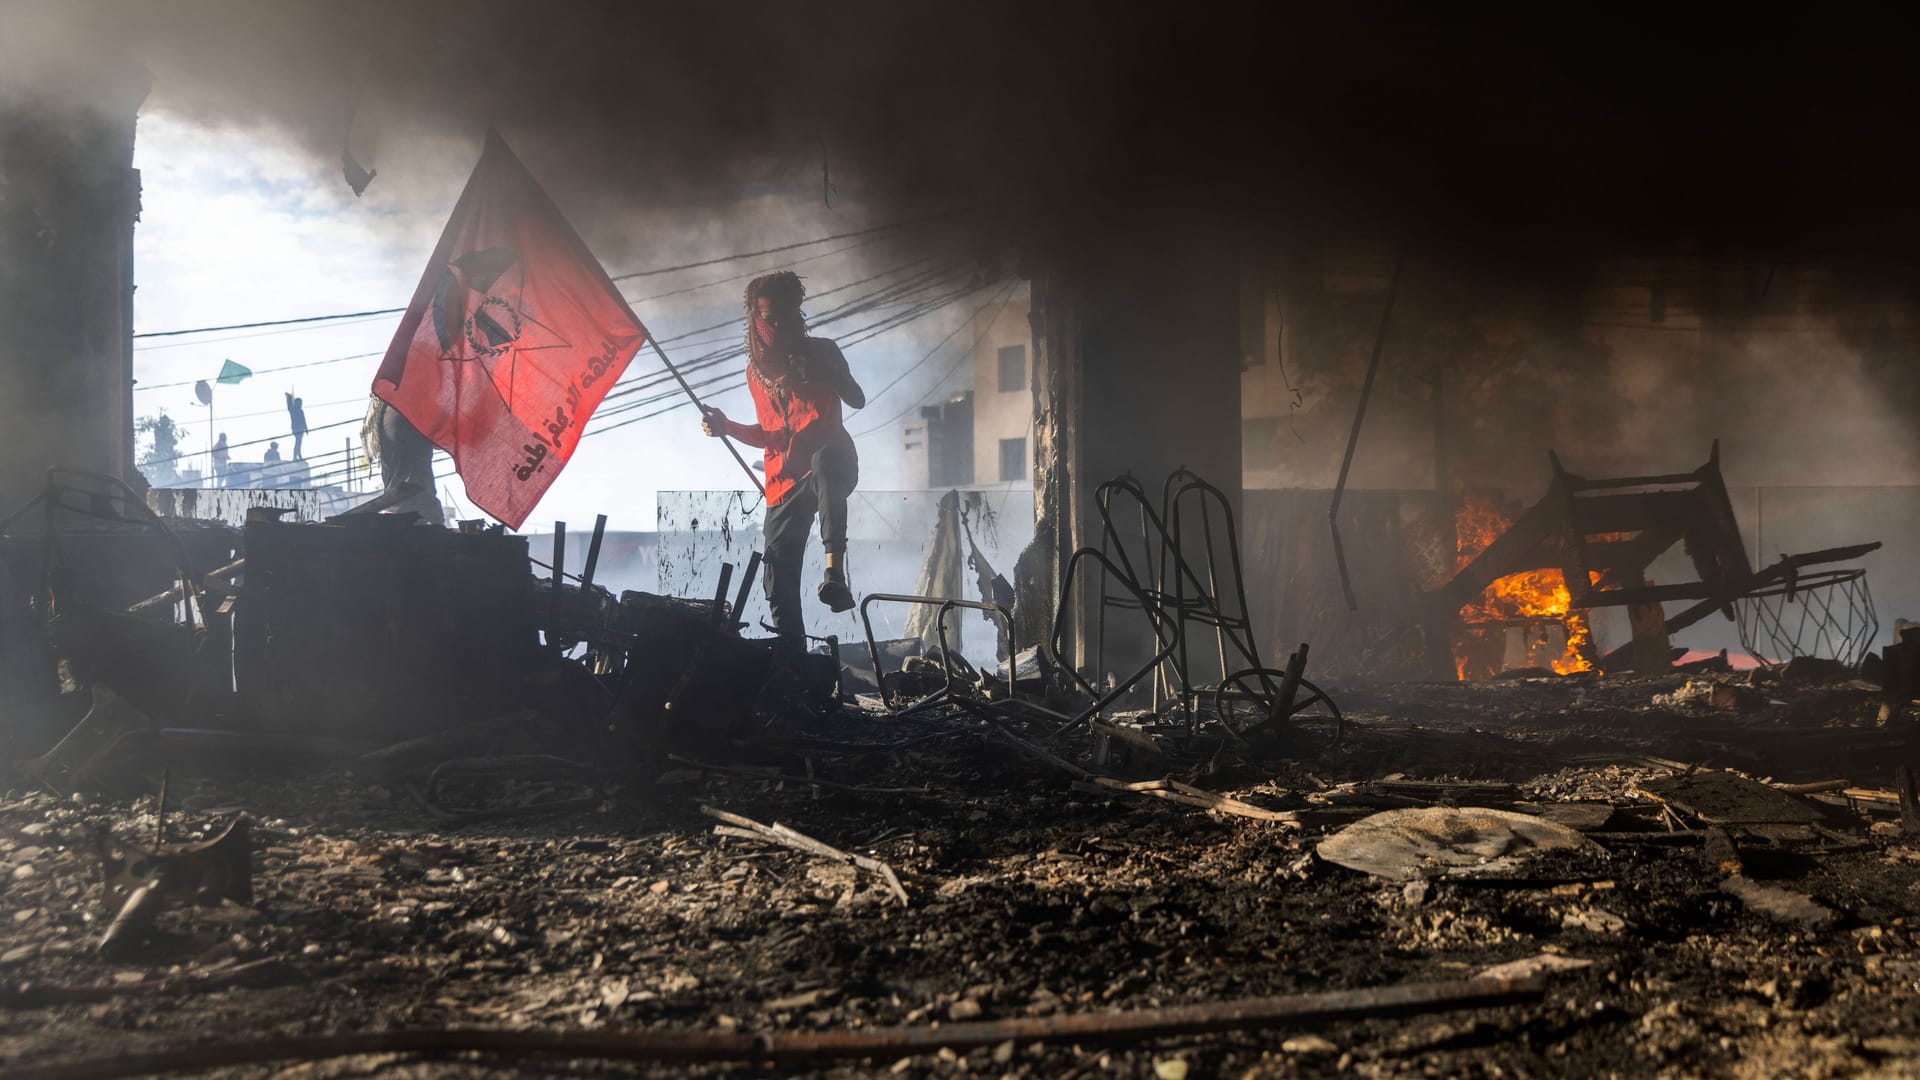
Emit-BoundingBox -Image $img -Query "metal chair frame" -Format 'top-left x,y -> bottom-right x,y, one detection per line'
860,592 -> 1015,716
1052,546 -> 1181,732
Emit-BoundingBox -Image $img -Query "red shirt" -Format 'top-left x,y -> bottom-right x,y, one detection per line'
725,337 -> 856,506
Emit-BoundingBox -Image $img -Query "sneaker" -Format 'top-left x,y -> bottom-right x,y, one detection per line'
816,576 -> 854,613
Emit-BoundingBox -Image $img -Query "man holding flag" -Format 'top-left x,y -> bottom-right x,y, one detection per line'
376,129 -> 841,637
700,272 -> 865,644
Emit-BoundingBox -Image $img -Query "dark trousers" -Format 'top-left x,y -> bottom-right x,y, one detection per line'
763,438 -> 858,642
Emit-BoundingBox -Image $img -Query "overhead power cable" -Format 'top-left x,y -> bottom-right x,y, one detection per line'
849,281 -> 1022,439
130,209 -> 965,339
133,254 -> 962,399
133,308 -> 406,342
168,260 -> 987,483
585,278 -> 998,439
134,312 -> 400,353
218,280 -> 987,488
591,274 -> 982,421
134,232 -> 910,354
603,209 -> 962,283
595,255 -> 969,408
134,352 -> 384,393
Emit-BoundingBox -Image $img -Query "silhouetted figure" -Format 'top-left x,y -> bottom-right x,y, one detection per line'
211,433 -> 229,484
286,393 -> 308,460
361,397 -> 445,526
264,441 -> 282,464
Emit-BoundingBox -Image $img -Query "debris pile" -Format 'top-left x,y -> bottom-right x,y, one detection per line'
2,469 -> 1917,1077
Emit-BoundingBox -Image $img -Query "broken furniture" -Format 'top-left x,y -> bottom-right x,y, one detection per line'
1211,643 -> 1347,755
1426,443 -> 1880,677
234,519 -> 538,743
1053,468 -> 1342,749
95,814 -> 252,958
609,587 -> 773,752
860,592 -> 1015,714
0,467 -> 237,615
1,468 -> 239,722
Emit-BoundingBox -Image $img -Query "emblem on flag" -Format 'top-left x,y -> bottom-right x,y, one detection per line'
372,130 -> 646,528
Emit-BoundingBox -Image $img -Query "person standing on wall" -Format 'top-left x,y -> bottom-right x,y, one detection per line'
699,271 -> 865,645
285,392 -> 309,460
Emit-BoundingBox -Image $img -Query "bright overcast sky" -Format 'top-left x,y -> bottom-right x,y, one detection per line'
130,110 -> 991,533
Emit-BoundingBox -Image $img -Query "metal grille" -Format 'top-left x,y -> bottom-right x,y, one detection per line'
1735,568 -> 1878,669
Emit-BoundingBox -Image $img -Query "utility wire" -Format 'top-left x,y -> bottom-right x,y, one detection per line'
134,352 -> 383,393
134,312 -> 399,352
130,210 -> 965,339
132,247 -> 958,404
134,308 -> 406,342
591,275 -> 981,422
149,274 -> 983,480
604,249 -> 962,393
596,255 -> 969,407
604,209 -> 962,282
144,270 -> 973,478
622,232 -> 899,307
165,251 -> 984,479
134,232 -> 907,354
849,280 -> 1021,438
144,394 -> 369,422
586,279 -> 995,438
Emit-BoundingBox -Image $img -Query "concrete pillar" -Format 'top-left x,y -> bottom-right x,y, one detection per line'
0,62 -> 149,520
1041,219 -> 1243,675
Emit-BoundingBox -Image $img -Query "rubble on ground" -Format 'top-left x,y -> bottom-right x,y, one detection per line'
3,669 -> 1918,1077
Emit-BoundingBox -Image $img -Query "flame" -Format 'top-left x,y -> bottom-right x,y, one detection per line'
1451,494 -> 1595,679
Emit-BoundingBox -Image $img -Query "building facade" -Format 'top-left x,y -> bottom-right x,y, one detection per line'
899,282 -> 1034,491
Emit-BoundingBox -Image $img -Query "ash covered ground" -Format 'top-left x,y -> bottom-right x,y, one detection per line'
3,671 -> 1920,1078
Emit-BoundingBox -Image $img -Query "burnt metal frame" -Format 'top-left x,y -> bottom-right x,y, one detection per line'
1161,469 -> 1268,713
1212,663 -> 1348,750
1087,472 -> 1272,731
1052,546 -> 1182,732
1062,470 -> 1344,741
860,592 -> 1015,716
1090,476 -> 1220,720
1427,443 -> 1881,674
1733,567 -> 1878,669
1091,476 -> 1179,708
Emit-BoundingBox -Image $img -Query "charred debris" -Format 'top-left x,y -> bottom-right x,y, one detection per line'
1,441 -> 1917,1077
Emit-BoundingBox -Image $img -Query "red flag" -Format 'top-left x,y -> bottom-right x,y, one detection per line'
374,129 -> 645,529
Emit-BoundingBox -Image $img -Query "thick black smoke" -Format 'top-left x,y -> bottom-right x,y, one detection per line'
6,1 -> 1920,265
6,0 -> 1920,507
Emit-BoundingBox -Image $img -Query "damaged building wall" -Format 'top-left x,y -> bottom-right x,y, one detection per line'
1240,249 -> 1920,494
1231,247 -> 1920,673
0,60 -> 148,519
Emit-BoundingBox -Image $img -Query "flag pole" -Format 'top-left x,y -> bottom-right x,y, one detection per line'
647,337 -> 765,497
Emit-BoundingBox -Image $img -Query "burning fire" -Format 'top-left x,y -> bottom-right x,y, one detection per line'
1451,494 -> 1595,679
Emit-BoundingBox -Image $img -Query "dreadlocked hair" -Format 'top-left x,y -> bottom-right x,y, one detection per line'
744,271 -> 806,319
744,271 -> 807,369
